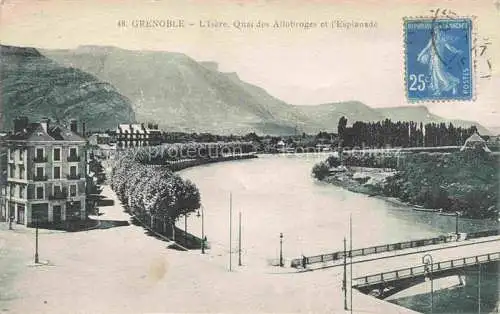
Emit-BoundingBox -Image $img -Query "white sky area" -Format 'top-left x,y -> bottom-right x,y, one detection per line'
1,0 -> 499,126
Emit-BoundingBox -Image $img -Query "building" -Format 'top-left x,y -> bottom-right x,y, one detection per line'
114,123 -> 162,149
3,117 -> 87,227
460,132 -> 491,152
88,133 -> 111,146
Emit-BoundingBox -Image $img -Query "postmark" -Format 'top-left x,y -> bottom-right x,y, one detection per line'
404,17 -> 473,102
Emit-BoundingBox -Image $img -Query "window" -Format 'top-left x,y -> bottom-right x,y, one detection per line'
53,184 -> 62,195
53,148 -> 61,161
9,164 -> 15,178
70,184 -> 77,197
70,166 -> 77,177
19,185 -> 25,199
53,166 -> 61,179
36,148 -> 44,159
9,184 -> 15,197
8,149 -> 13,161
36,186 -> 44,199
36,167 -> 44,178
18,149 -> 24,161
19,166 -> 25,180
69,147 -> 77,158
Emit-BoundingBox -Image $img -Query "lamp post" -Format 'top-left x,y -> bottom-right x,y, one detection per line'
422,253 -> 434,314
343,237 -> 347,310
238,212 -> 242,266
455,211 -> 459,237
197,205 -> 205,254
34,219 -> 39,264
279,232 -> 284,267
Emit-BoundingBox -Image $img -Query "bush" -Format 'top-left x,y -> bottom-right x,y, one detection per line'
326,155 -> 341,168
312,162 -> 330,180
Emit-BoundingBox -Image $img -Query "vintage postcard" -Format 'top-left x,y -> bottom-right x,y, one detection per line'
0,0 -> 499,313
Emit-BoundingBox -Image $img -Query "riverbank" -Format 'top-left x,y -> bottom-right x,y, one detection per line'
323,166 -> 395,197
322,167 -> 462,213
315,150 -> 499,220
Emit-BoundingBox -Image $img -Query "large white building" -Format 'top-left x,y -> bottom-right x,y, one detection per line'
115,123 -> 162,149
3,117 -> 87,227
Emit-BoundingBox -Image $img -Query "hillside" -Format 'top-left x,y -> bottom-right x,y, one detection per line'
43,45 -> 303,135
294,101 -> 386,133
0,45 -> 135,131
40,45 -> 490,135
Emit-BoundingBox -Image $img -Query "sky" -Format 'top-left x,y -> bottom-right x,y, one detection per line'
1,0 -> 499,127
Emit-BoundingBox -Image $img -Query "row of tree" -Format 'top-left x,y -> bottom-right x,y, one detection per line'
115,142 -> 255,164
110,148 -> 201,236
338,117 -> 479,148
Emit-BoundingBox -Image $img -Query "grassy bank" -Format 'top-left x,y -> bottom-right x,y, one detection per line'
313,149 -> 499,219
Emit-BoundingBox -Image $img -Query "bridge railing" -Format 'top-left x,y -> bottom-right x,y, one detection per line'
353,252 -> 500,288
290,229 -> 500,268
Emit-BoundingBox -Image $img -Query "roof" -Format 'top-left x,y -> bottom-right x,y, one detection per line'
464,132 -> 486,143
118,124 -> 146,134
4,121 -> 86,143
461,132 -> 491,152
117,123 -> 160,134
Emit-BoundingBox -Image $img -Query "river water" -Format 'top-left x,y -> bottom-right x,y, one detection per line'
179,153 -> 499,313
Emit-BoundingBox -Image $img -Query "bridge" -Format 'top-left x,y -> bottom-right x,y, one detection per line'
289,231 -> 500,301
353,251 -> 500,298
290,229 -> 499,268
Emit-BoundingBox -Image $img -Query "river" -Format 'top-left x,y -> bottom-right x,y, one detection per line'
179,153 -> 499,313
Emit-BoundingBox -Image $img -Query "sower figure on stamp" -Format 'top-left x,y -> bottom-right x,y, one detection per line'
417,24 -> 462,96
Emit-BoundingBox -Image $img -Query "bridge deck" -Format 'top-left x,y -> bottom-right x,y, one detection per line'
291,235 -> 500,273
291,229 -> 499,268
354,252 -> 500,289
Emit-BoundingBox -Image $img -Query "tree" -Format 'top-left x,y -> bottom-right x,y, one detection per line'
338,116 -> 348,140
312,162 -> 330,180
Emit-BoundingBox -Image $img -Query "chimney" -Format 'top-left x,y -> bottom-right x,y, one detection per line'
13,116 -> 29,133
70,119 -> 78,133
82,122 -> 86,137
40,117 -> 50,133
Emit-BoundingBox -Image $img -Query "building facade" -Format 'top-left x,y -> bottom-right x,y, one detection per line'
4,117 -> 87,227
115,123 -> 162,149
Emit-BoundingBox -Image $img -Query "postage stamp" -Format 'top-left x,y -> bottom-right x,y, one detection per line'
404,17 -> 473,102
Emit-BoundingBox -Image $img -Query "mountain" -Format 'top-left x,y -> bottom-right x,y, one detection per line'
42,45 -> 304,135
39,45 -> 490,135
294,101 -> 386,133
375,106 -> 491,135
0,45 -> 135,131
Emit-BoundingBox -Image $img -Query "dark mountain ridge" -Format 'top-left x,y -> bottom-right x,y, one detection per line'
0,44 -> 135,131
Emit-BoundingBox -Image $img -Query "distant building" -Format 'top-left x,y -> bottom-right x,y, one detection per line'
114,123 -> 162,149
88,133 -> 111,146
3,117 -> 87,227
460,132 -> 491,152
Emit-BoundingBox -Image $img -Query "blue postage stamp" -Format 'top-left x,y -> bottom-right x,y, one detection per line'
404,18 -> 473,102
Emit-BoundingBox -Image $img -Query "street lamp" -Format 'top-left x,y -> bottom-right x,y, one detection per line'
197,205 -> 205,254
279,233 -> 284,267
422,253 -> 434,314
455,211 -> 459,237
34,218 -> 39,264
